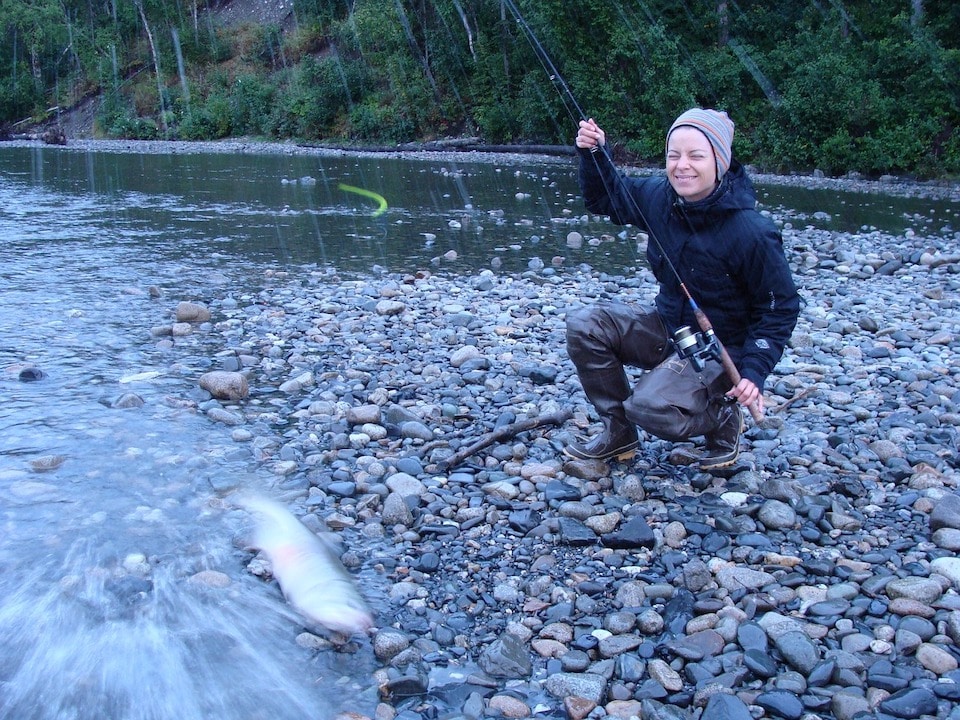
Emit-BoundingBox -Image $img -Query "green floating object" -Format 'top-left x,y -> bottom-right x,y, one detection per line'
338,183 -> 388,217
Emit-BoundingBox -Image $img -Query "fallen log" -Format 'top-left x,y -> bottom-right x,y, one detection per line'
435,408 -> 573,470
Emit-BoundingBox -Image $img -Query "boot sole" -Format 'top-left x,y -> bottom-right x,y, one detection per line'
564,446 -> 638,462
699,449 -> 739,471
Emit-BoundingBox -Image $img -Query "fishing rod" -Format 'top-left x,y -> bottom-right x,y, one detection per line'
502,0 -> 764,424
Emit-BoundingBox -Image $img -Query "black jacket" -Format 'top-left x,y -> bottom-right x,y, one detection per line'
578,147 -> 800,392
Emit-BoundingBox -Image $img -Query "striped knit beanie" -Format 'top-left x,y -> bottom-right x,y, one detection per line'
667,108 -> 735,179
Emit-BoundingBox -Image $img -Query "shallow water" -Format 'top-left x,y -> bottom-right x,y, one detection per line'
0,143 -> 956,718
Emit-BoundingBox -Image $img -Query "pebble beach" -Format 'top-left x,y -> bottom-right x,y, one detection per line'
157,156 -> 960,720
28,138 -> 960,720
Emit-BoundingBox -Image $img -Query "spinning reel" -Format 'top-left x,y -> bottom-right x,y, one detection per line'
672,325 -> 722,371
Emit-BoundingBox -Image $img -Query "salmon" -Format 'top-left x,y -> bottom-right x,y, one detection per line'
238,495 -> 374,635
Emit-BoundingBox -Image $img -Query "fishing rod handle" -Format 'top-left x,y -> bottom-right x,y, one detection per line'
718,349 -> 765,423
691,307 -> 765,423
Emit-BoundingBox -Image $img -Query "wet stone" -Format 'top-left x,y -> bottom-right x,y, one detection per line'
557,517 -> 595,545
544,672 -> 606,705
478,633 -> 531,679
755,690 -> 805,720
600,515 -> 655,549
774,631 -> 821,675
544,480 -> 581,503
743,648 -> 778,678
879,687 -> 939,718
701,693 -> 753,720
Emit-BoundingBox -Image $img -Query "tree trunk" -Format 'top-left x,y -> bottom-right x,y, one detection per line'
394,0 -> 442,104
452,0 -> 475,60
500,0 -> 509,81
135,0 -> 168,134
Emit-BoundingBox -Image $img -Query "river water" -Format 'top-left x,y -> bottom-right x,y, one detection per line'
0,143 -> 956,719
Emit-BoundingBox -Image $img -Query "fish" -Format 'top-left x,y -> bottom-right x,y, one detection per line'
237,495 -> 374,635
338,183 -> 388,217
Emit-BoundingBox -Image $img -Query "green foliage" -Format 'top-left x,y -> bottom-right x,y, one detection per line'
292,0 -> 351,26
3,0 -> 960,178
348,95 -> 415,142
228,73 -> 276,135
95,92 -> 159,139
269,53 -> 368,138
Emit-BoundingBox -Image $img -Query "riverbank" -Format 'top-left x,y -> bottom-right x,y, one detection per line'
5,135 -> 960,203
7,133 -> 960,719
150,197 -> 960,719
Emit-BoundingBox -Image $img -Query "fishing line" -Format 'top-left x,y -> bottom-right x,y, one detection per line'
501,0 -> 765,423
502,0 -> 686,285
501,0 -> 589,123
500,0 -> 639,268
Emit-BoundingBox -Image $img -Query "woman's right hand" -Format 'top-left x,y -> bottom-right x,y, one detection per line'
576,118 -> 605,150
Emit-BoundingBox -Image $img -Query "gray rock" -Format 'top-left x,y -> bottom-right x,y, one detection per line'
773,631 -> 820,674
479,633 -> 532,679
879,687 -> 939,718
175,301 -> 210,322
198,371 -> 248,401
373,628 -> 410,662
755,690 -> 804,720
886,575 -> 944,603
756,499 -> 797,529
543,671 -> 607,704
831,689 -> 870,720
375,299 -> 405,316
716,566 -> 775,592
400,421 -> 435,440
381,492 -> 413,527
346,404 -> 381,425
700,693 -> 752,720
930,493 -> 960,531
385,472 -> 425,497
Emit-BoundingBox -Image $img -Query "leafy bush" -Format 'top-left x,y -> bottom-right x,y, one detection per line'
229,74 -> 276,135
348,95 -> 414,142
268,53 -> 370,138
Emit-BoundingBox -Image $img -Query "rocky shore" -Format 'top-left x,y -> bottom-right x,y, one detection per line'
142,176 -> 960,720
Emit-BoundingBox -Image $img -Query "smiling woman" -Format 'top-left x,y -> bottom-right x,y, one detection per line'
666,127 -> 718,203
568,108 -> 800,470
666,108 -> 735,203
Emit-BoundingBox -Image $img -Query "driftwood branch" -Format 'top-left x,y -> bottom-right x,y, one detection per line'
436,408 -> 573,470
769,386 -> 815,414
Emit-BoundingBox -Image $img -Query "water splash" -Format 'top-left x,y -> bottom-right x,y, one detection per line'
0,525 -> 371,720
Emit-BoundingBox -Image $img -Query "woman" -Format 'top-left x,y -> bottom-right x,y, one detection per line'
566,108 -> 800,471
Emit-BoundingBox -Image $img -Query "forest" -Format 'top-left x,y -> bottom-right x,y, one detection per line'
1,0 -> 959,178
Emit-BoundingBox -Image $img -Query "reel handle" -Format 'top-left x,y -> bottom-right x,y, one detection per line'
688,310 -> 766,424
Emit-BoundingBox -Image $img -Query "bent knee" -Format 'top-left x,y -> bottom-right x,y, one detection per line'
565,305 -> 608,352
565,305 -> 601,335
625,397 -> 688,441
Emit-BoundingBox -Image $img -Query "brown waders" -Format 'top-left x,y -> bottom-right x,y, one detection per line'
565,303 -> 743,471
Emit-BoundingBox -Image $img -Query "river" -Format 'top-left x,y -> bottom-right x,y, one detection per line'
0,141 -> 956,719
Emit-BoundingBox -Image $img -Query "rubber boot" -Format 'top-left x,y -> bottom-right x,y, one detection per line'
699,401 -> 744,471
565,368 -> 638,462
